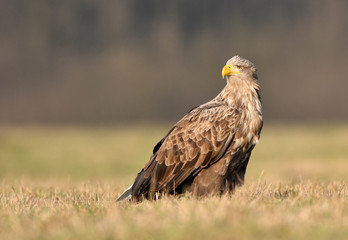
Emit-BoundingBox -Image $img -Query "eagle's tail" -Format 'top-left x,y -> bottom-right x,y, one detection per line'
116,184 -> 133,201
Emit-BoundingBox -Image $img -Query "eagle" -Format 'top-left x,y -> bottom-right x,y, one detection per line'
117,56 -> 263,201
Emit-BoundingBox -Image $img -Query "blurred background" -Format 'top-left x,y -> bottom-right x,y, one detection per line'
1,0 -> 348,182
1,0 -> 348,124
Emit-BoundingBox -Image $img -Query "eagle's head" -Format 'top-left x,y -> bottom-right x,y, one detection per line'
222,56 -> 258,80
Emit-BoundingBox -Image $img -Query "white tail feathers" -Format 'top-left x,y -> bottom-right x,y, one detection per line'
116,184 -> 133,201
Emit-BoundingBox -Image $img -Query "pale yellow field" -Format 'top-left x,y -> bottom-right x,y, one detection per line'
1,124 -> 348,240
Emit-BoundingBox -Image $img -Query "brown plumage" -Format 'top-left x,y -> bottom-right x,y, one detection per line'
117,56 -> 263,201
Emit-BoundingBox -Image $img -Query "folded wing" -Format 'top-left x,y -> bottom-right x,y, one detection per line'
131,102 -> 237,199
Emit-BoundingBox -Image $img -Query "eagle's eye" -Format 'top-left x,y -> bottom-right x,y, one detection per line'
236,65 -> 242,70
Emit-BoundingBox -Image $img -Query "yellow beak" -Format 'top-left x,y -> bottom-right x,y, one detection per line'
222,64 -> 240,79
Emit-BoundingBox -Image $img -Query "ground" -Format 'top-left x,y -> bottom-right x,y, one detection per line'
0,124 -> 348,240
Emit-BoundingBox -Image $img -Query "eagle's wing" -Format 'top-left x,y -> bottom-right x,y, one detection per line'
131,102 -> 238,198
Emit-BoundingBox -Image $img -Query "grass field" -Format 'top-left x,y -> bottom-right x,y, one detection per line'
1,124 -> 348,239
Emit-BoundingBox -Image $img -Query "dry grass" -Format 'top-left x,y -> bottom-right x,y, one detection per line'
1,124 -> 348,239
1,180 -> 348,240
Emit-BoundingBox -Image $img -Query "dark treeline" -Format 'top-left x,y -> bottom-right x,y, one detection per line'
1,0 -> 347,123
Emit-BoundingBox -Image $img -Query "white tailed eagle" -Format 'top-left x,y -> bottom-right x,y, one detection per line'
117,56 -> 263,201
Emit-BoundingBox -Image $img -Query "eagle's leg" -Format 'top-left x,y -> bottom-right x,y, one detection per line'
179,157 -> 231,197
223,154 -> 251,194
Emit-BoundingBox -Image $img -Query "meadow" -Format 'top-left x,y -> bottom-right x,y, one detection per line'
1,124 -> 348,240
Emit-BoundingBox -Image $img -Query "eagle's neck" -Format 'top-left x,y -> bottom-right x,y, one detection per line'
219,77 -> 263,146
219,78 -> 262,114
